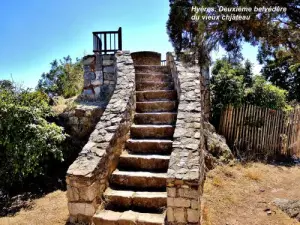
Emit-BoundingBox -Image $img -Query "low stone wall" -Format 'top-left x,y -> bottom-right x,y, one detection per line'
66,51 -> 135,223
131,51 -> 161,65
60,103 -> 106,141
166,52 -> 206,225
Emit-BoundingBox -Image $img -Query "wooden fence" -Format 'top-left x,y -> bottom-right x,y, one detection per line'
218,105 -> 300,159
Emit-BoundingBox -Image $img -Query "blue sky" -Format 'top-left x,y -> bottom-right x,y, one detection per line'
0,0 -> 261,88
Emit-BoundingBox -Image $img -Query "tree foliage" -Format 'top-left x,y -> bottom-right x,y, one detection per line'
0,82 -> 66,188
260,49 -> 300,102
167,0 -> 300,65
211,58 -> 290,125
37,56 -> 84,98
211,59 -> 245,123
245,76 -> 290,110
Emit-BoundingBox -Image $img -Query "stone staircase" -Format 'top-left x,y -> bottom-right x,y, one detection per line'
93,65 -> 177,224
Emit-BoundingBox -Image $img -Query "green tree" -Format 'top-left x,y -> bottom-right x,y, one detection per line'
210,58 -> 291,126
245,76 -> 290,110
37,56 -> 84,98
0,83 -> 66,188
211,59 -> 245,125
167,0 -> 300,65
260,49 -> 300,102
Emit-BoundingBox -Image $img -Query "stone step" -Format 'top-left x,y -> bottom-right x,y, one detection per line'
126,139 -> 173,155
93,210 -> 166,225
135,65 -> 169,74
136,101 -> 177,113
136,73 -> 172,82
136,90 -> 177,102
104,188 -> 167,211
131,124 -> 175,139
136,82 -> 174,91
110,170 -> 167,189
134,112 -> 177,125
119,153 -> 170,171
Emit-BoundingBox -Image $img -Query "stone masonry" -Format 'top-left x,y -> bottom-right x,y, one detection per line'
166,52 -> 206,225
81,54 -> 117,101
66,51 -> 135,223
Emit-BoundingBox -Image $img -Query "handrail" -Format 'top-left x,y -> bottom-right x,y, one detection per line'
93,27 -> 122,54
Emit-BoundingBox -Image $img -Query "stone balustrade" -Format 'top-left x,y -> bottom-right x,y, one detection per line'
66,51 -> 135,223
166,52 -> 206,225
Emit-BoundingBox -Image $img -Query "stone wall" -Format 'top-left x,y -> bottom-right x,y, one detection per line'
166,52 -> 206,225
60,103 -> 106,142
66,51 -> 135,223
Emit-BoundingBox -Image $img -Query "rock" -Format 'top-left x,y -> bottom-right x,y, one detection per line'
273,198 -> 300,221
203,121 -> 234,170
82,55 -> 95,65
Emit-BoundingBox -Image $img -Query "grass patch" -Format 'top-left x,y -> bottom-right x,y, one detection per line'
244,168 -> 263,181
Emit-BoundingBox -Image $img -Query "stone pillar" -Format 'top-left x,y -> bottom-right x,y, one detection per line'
81,54 -> 117,101
81,55 -> 103,100
101,54 -> 117,101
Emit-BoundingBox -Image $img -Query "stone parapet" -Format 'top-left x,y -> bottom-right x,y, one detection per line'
66,52 -> 135,223
166,52 -> 206,225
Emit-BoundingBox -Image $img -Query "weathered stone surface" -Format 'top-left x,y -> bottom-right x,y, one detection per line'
174,208 -> 186,223
166,52 -> 206,225
68,202 -> 96,217
134,112 -> 177,125
110,170 -> 167,189
131,51 -> 161,65
273,198 -> 300,221
85,72 -> 96,80
66,53 -> 135,222
187,209 -> 199,223
93,210 -> 166,225
118,153 -> 170,171
104,188 -> 166,210
103,66 -> 115,73
126,139 -> 172,154
82,55 -> 95,65
136,90 -> 177,102
103,60 -> 115,66
203,121 -> 234,170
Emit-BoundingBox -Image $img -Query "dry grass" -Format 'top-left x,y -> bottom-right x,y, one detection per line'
244,167 -> 263,181
0,191 -> 69,225
52,96 -> 78,115
202,163 -> 300,225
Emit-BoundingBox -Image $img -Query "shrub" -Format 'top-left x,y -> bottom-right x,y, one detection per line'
0,84 -> 66,189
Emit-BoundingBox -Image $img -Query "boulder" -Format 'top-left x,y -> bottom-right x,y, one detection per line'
203,122 -> 234,170
273,198 -> 300,221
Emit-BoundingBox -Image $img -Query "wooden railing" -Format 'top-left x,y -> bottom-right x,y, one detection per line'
161,60 -> 167,66
219,104 -> 300,159
93,27 -> 122,54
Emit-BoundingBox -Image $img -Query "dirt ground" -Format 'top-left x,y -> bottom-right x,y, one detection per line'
0,190 -> 69,225
202,163 -> 300,225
